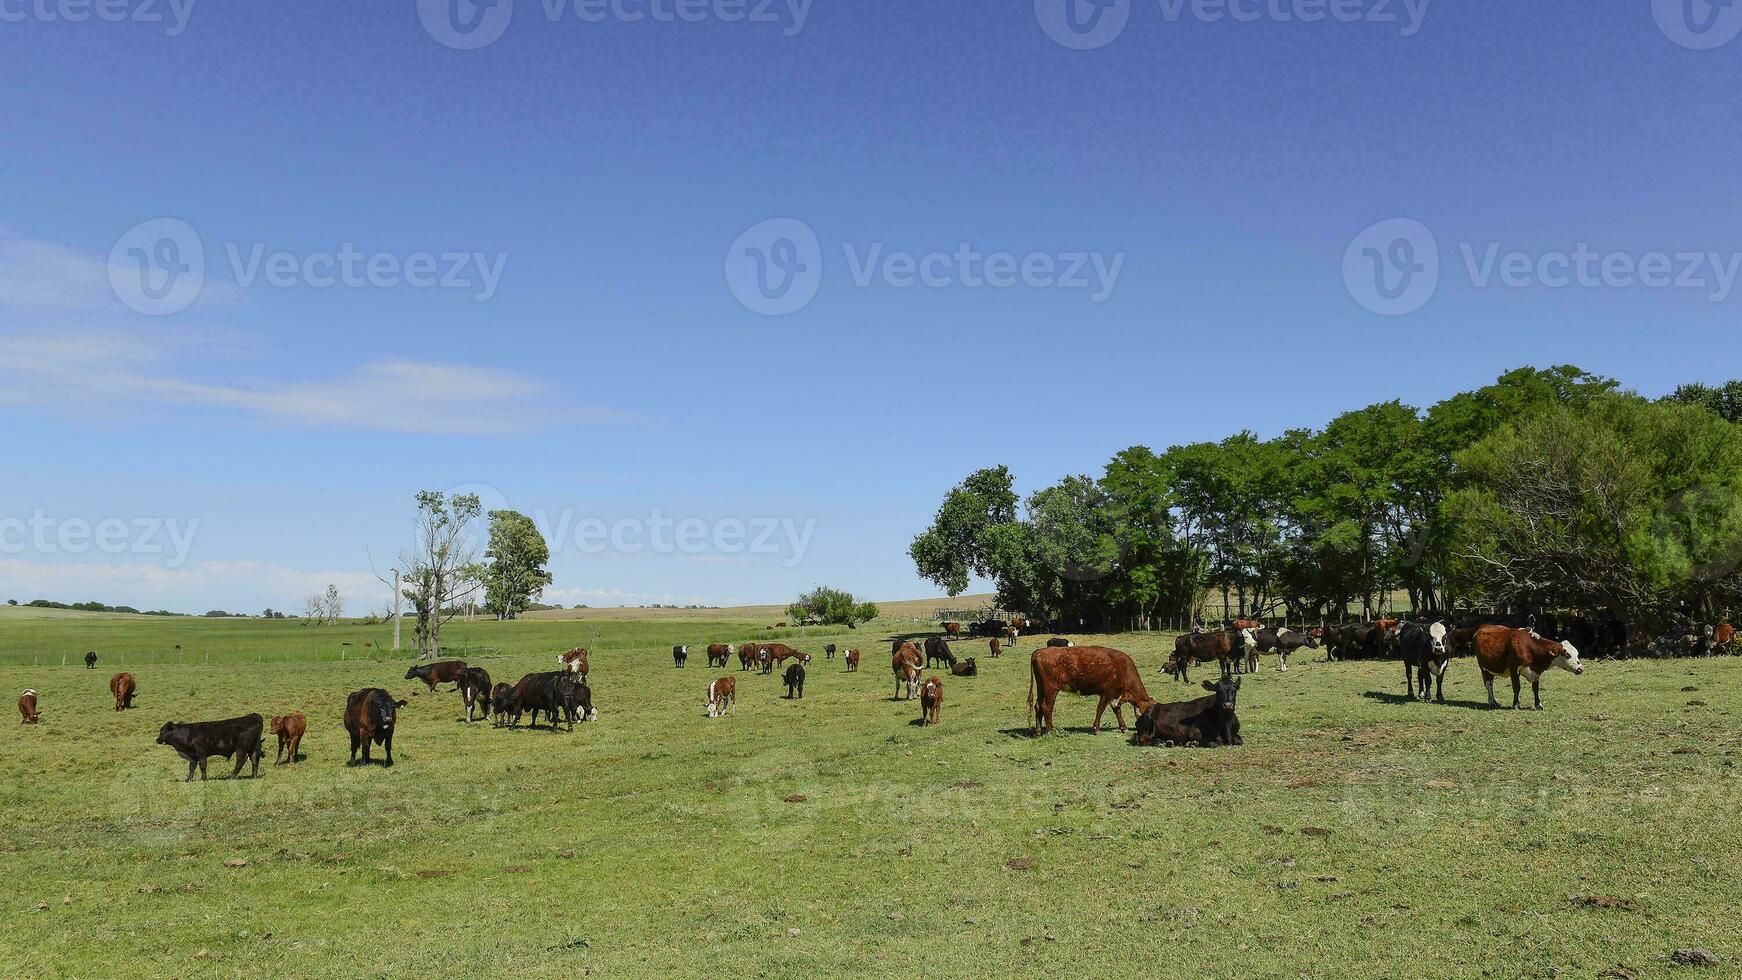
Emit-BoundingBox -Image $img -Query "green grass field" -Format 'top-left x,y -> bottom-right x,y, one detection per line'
2,610 -> 1737,978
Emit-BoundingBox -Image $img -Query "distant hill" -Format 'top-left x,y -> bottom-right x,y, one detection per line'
519,594 -> 998,624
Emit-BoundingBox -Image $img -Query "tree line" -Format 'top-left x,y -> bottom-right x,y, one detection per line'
910,366 -> 1742,636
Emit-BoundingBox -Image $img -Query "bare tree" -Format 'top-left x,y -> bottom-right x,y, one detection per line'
321,584 -> 344,625
302,594 -> 325,622
376,491 -> 484,658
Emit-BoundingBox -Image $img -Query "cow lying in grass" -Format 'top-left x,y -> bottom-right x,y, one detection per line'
950,657 -> 977,676
157,714 -> 265,780
1132,677 -> 1241,748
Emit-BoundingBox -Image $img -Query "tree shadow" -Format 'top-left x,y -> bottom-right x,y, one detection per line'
1360,690 -> 1493,711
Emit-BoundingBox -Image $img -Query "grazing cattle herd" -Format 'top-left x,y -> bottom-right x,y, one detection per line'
10,609 -> 1738,779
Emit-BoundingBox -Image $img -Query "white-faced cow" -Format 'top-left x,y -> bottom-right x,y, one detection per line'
919,675 -> 943,726
706,676 -> 736,717
1473,626 -> 1583,710
892,643 -> 923,700
1396,621 -> 1450,702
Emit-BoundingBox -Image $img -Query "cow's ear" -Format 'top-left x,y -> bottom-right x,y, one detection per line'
1233,677 -> 1241,689
1202,680 -> 1216,691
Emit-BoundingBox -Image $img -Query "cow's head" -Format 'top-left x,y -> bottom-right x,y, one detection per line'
1201,675 -> 1240,712
1428,621 -> 1448,653
1553,640 -> 1584,675
155,722 -> 178,745
403,665 -> 424,681
1161,652 -> 1184,679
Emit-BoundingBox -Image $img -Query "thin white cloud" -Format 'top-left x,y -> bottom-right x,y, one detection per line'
0,559 -> 389,614
542,586 -> 723,607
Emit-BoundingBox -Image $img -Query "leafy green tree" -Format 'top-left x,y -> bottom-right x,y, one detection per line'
482,510 -> 553,620
1664,380 -> 1742,424
787,586 -> 878,626
909,467 -> 1019,596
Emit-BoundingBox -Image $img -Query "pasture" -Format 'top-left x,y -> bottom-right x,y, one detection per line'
1,611 -> 1738,978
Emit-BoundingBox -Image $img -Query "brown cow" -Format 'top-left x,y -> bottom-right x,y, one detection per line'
1231,619 -> 1261,631
988,637 -> 1002,658
943,621 -> 962,637
457,667 -> 492,723
738,644 -> 762,671
1473,625 -> 1584,710
707,643 -> 734,668
1716,623 -> 1736,651
110,672 -> 136,711
270,712 -> 306,764
556,648 -> 590,681
892,643 -> 923,700
1004,625 -> 1019,643
919,676 -> 943,725
706,676 -> 736,717
405,659 -> 468,692
18,689 -> 40,724
844,648 -> 861,671
767,644 -> 807,667
1027,646 -> 1156,736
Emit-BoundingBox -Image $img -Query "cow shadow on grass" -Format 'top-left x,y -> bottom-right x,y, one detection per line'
994,725 -> 1115,739
1360,690 -> 1492,711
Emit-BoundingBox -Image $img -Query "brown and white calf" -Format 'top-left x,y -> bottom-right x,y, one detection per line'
892,643 -> 923,700
18,689 -> 40,724
556,648 -> 590,681
919,676 -> 943,726
1473,625 -> 1583,710
844,648 -> 861,671
706,676 -> 737,717
707,643 -> 734,668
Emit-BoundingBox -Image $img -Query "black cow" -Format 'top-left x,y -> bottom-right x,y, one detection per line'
823,643 -> 837,660
784,662 -> 806,699
345,689 -> 405,766
673,645 -> 689,668
1252,627 -> 1317,671
1132,677 -> 1241,748
924,636 -> 956,670
513,671 -> 591,731
1166,630 -> 1251,682
84,651 -> 97,669
457,666 -> 492,723
490,683 -> 521,728
156,714 -> 264,781
1396,621 -> 1450,702
1046,637 -> 1071,648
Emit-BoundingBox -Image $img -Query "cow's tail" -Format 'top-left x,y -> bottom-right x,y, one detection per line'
1026,655 -> 1038,733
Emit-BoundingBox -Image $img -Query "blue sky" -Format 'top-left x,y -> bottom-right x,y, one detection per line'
2,1 -> 1739,613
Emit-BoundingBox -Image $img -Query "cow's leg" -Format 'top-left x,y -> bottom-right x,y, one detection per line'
1510,672 -> 1522,710
186,758 -> 197,782
1482,671 -> 1498,708
1042,690 -> 1058,734
1091,696 -> 1110,733
382,731 -> 394,767
1531,678 -> 1542,711
1434,666 -> 1445,703
1112,702 -> 1128,732
1279,651 -> 1288,672
198,757 -> 209,781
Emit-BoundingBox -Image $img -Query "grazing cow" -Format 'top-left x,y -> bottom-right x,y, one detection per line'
892,643 -> 923,700
943,622 -> 962,637
1473,626 -> 1583,710
405,660 -> 468,693
824,643 -> 837,660
457,667 -> 493,723
738,644 -> 760,670
844,648 -> 861,671
1132,677 -> 1242,748
707,643 -> 733,668
556,648 -> 590,681
988,637 -> 1002,658
758,647 -> 775,674
84,651 -> 97,670
784,662 -> 806,699
269,712 -> 306,765
344,689 -> 405,766
1164,630 -> 1254,682
1252,627 -> 1317,672
157,714 -> 265,781
950,657 -> 978,677
1046,637 -> 1071,648
513,671 -> 592,731
1027,645 -> 1156,736
919,676 -> 943,726
672,645 -> 689,668
706,676 -> 736,717
924,636 -> 956,670
110,672 -> 136,711
1397,621 -> 1450,702
18,689 -> 40,724
768,644 -> 807,667
489,683 -> 520,727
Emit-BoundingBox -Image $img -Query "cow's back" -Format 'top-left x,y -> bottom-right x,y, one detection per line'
1033,645 -> 1148,698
